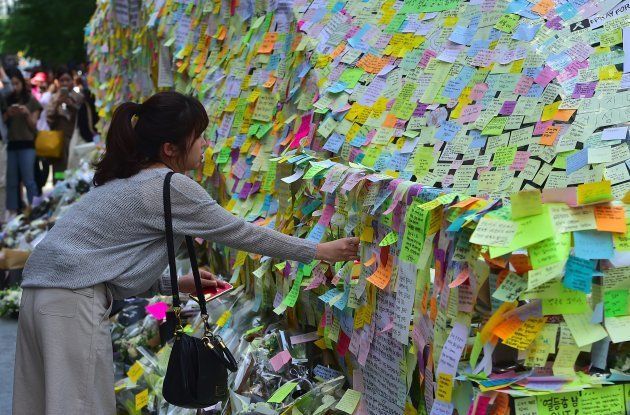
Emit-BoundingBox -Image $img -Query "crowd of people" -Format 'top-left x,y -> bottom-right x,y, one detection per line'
0,62 -> 99,222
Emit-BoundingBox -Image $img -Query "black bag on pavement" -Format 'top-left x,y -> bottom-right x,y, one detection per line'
161,172 -> 237,409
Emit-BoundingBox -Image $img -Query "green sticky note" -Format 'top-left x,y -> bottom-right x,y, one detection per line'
401,0 -> 461,12
400,202 -> 428,263
536,391 -> 579,415
414,146 -> 434,178
267,382 -> 298,403
489,205 -> 555,258
481,116 -> 509,136
338,68 -> 364,89
282,271 -> 304,307
604,289 -> 629,317
494,13 -> 520,33
379,231 -> 399,246
542,287 -> 589,315
216,147 -> 231,164
492,145 -> 518,167
511,190 -> 542,219
579,385 -> 625,414
385,13 -> 407,33
255,123 -> 273,138
528,232 -> 571,269
335,389 -> 362,414
244,325 -> 265,336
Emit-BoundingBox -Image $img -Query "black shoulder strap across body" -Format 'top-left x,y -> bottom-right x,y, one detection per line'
162,172 -> 237,409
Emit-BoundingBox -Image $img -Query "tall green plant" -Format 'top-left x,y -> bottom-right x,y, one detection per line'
0,0 -> 95,65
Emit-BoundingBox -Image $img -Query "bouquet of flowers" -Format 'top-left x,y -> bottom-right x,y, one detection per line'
0,286 -> 22,318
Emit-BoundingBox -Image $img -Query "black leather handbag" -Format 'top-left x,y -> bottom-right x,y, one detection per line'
162,172 -> 238,409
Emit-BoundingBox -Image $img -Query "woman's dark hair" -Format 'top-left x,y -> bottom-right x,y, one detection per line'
54,67 -> 73,80
6,68 -> 31,105
93,91 -> 209,186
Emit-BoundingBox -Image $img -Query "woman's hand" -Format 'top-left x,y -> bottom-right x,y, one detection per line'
178,270 -> 227,294
315,237 -> 360,263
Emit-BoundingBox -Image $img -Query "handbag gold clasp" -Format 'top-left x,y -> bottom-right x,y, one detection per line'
173,306 -> 184,336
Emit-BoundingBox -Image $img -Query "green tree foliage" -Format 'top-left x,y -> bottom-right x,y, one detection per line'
1,0 -> 96,65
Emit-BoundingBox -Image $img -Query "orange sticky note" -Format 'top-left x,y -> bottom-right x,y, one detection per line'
363,253 -> 377,266
448,268 -> 470,288
258,32 -> 278,54
532,0 -> 554,15
540,125 -> 560,145
553,109 -> 575,122
367,257 -> 393,289
382,113 -> 398,128
594,205 -> 626,233
493,315 -> 523,340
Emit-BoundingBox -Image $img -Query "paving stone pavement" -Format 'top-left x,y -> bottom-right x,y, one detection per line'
0,317 -> 17,415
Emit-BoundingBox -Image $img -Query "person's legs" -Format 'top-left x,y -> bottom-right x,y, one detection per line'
13,288 -> 46,414
5,150 -> 19,212
13,284 -> 115,415
16,149 -> 38,205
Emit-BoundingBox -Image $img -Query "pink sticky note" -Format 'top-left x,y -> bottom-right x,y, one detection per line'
514,76 -> 534,95
534,66 -> 559,86
534,120 -> 553,135
270,350 -> 292,371
470,83 -> 488,101
145,302 -> 169,321
542,187 -> 578,206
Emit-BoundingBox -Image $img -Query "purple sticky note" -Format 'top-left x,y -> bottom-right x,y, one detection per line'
499,101 -> 517,115
572,81 -> 597,98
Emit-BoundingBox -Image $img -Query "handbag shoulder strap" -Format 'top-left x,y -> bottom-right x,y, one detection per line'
163,172 -> 208,317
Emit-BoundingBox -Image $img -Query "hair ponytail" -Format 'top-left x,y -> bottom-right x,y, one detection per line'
93,92 -> 209,186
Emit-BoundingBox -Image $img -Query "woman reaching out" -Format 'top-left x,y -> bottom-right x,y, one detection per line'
13,91 -> 359,414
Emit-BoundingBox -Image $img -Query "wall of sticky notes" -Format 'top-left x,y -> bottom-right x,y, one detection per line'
86,0 -> 630,413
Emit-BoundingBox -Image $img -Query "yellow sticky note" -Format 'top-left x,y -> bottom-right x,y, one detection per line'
502,317 -> 546,350
335,389 -> 362,414
436,373 -> 453,402
216,310 -> 232,327
577,180 -> 613,205
135,389 -> 149,410
511,190 -> 542,219
563,312 -> 608,348
127,361 -> 144,384
489,206 -> 555,258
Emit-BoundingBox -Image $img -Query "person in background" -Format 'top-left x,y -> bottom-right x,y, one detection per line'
32,72 -> 54,194
46,68 -> 83,181
74,75 -> 99,143
0,66 -> 14,222
1,68 -> 42,218
30,72 -> 47,102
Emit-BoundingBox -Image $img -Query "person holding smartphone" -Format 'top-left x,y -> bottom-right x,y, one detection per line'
1,68 -> 42,217
46,68 -> 83,181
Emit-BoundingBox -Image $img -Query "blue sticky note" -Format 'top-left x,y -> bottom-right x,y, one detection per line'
556,3 -> 577,20
323,132 -> 345,153
449,26 -> 471,45
574,230 -> 614,260
566,148 -> 589,175
512,23 -> 540,41
436,121 -> 461,142
563,255 -> 596,293
327,82 -> 347,93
